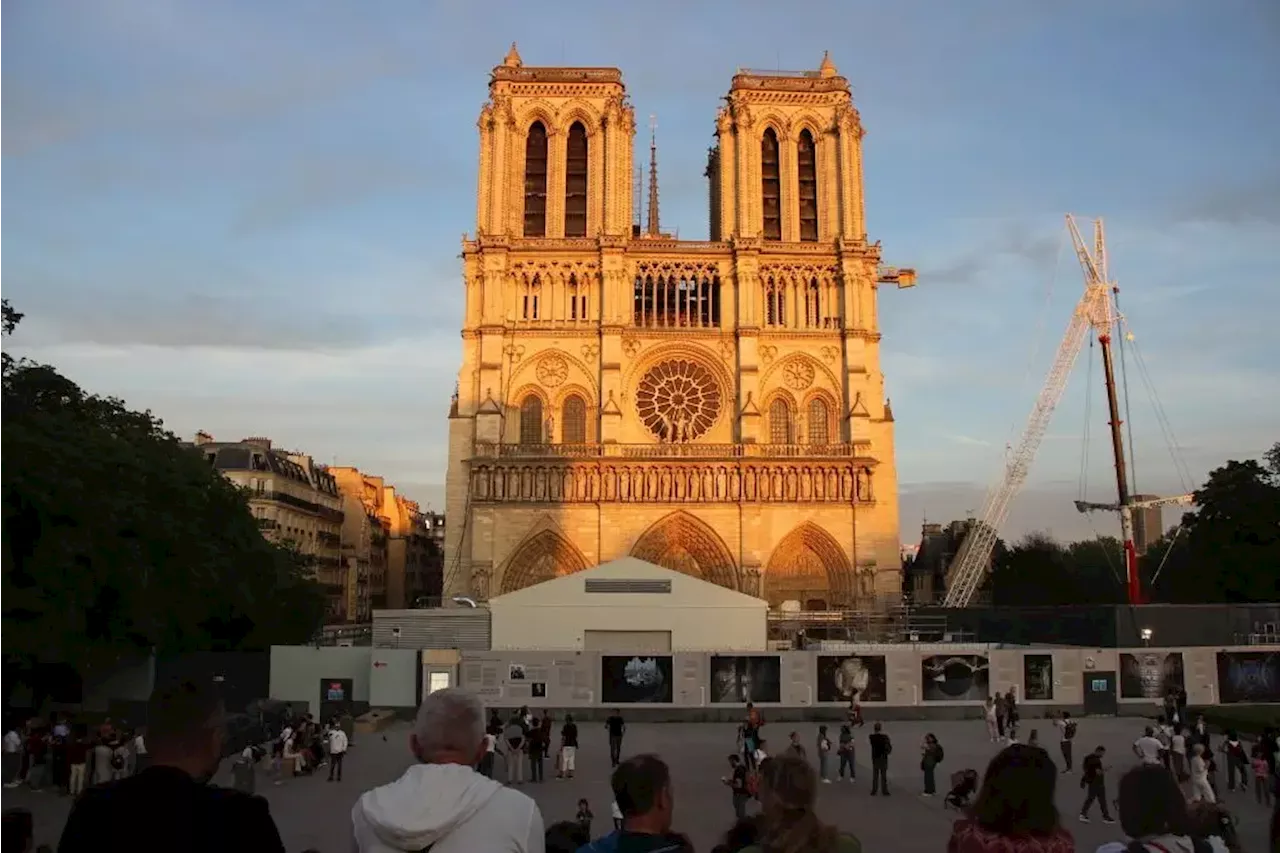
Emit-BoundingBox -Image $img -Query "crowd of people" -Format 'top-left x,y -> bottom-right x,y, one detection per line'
3,681 -> 1279,852
4,714 -> 146,796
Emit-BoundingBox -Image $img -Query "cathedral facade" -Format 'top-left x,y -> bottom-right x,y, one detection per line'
443,46 -> 913,611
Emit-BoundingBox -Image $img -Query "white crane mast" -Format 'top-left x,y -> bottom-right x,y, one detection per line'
941,216 -> 1115,608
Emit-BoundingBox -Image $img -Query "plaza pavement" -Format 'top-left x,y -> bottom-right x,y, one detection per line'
10,718 -> 1275,852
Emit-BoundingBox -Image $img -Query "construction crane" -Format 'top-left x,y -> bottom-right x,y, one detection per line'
1075,493 -> 1194,603
942,215 -> 1116,608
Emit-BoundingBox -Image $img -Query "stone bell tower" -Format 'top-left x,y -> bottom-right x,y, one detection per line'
474,43 -> 636,241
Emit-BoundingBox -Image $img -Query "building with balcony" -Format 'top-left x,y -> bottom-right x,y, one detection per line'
443,47 -> 911,612
192,432 -> 348,620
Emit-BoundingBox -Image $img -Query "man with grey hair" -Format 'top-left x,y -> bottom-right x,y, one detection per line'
351,688 -> 544,853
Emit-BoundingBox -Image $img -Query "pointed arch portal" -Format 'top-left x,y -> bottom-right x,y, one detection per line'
499,529 -> 589,594
764,522 -> 852,609
629,511 -> 738,592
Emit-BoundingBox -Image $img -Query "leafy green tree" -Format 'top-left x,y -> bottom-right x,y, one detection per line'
2,300 -> 325,680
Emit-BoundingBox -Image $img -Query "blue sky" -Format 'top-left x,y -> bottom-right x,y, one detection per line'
4,0 -> 1277,542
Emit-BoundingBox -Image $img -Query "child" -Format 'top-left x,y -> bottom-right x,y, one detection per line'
575,798 -> 593,836
1252,745 -> 1273,807
816,725 -> 832,783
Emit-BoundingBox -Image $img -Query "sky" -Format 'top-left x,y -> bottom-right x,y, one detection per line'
3,0 -> 1278,545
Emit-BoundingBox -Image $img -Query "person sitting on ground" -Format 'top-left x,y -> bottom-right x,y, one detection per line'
1095,764 -> 1221,853
740,754 -> 862,853
351,688 -> 543,853
58,678 -> 286,853
577,754 -> 693,853
947,744 -> 1075,853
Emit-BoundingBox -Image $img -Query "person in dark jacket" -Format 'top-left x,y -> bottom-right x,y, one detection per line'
577,754 -> 693,853
58,678 -> 286,853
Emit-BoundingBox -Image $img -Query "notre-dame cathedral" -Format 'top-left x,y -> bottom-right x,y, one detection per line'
443,45 -> 913,611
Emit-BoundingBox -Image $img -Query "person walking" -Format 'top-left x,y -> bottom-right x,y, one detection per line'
837,724 -> 856,782
1189,743 -> 1216,803
722,753 -> 750,821
604,710 -> 625,769
983,698 -> 999,742
869,722 -> 891,796
1078,745 -> 1114,823
921,733 -> 943,797
1054,711 -> 1076,773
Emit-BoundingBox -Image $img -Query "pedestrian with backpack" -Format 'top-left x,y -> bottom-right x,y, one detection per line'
1055,711 -> 1077,772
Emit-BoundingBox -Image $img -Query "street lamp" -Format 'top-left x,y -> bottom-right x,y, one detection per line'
1140,627 -> 1153,646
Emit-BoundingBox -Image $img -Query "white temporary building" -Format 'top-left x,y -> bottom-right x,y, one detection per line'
488,557 -> 768,653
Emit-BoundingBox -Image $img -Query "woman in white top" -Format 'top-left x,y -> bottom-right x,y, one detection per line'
282,735 -> 304,777
983,697 -> 998,742
1189,743 -> 1215,803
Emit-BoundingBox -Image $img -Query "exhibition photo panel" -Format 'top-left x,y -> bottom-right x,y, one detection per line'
816,654 -> 887,703
1023,654 -> 1054,701
1216,651 -> 1280,703
601,655 -> 674,704
709,655 -> 782,704
921,654 -> 990,701
1119,652 -> 1185,700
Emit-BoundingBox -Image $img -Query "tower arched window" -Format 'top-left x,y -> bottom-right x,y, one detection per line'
519,395 -> 544,445
523,122 -> 549,237
561,394 -> 587,444
761,128 -> 782,241
564,122 -> 588,238
769,398 -> 794,444
797,129 -> 818,242
807,398 -> 830,445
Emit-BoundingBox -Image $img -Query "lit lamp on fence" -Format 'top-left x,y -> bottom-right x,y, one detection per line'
1140,627 -> 1153,647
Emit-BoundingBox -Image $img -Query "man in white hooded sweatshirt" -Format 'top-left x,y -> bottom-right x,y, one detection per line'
351,688 -> 545,853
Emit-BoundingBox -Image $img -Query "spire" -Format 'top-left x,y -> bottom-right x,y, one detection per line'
646,114 -> 660,237
819,50 -> 838,78
503,42 -> 523,68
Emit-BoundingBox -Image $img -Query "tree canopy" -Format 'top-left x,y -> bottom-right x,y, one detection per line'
977,442 -> 1280,606
2,300 -> 325,675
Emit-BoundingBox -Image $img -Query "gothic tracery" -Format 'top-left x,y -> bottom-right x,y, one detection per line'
500,529 -> 590,594
630,511 -> 739,591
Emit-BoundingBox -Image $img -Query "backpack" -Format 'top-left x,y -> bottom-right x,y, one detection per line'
110,752 -> 125,770
1064,721 -> 1077,740
934,744 -> 944,763
745,769 -> 761,797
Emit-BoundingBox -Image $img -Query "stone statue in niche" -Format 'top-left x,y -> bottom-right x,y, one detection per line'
742,566 -> 761,596
544,415 -> 555,444
472,565 -> 491,599
856,467 -> 872,502
842,469 -> 854,499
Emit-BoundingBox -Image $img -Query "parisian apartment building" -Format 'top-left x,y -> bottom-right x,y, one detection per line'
191,433 -> 442,623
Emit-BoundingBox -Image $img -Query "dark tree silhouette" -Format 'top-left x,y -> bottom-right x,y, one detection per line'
2,300 -> 325,682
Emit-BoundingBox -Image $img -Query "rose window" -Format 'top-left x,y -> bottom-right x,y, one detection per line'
635,359 -> 721,443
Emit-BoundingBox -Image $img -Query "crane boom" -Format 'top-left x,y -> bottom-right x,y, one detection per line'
942,215 -> 1114,608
